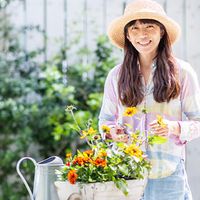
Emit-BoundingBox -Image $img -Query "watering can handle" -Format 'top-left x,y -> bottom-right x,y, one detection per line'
16,157 -> 37,200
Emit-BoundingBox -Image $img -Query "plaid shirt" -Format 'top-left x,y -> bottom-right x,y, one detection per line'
99,58 -> 200,179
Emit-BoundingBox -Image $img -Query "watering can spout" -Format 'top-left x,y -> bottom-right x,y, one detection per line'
16,156 -> 64,200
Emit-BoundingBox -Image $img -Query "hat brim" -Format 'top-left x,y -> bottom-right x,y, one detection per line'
107,11 -> 181,49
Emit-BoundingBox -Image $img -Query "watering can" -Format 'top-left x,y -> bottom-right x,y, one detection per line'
16,156 -> 64,200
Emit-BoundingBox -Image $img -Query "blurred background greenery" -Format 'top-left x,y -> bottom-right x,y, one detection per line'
1,0 -> 200,199
0,0 -> 120,199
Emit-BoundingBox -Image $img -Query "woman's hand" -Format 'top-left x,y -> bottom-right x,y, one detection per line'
110,125 -> 129,142
149,119 -> 180,137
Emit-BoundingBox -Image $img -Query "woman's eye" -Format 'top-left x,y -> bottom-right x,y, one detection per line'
131,26 -> 138,30
147,25 -> 154,28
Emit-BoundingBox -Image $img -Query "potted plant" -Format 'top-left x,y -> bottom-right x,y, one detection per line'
55,105 -> 167,200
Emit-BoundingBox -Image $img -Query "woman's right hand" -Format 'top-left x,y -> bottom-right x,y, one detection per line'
110,125 -> 129,143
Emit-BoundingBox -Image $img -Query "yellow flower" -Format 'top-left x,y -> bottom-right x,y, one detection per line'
80,130 -> 88,139
87,127 -> 97,135
131,133 -> 138,139
80,127 -> 97,139
124,144 -> 143,158
66,152 -> 72,158
101,125 -> 111,133
97,149 -> 107,157
157,115 -> 167,128
123,107 -> 137,117
83,149 -> 93,156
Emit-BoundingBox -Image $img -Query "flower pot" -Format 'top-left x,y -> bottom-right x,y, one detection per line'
54,181 -> 80,200
55,178 -> 147,200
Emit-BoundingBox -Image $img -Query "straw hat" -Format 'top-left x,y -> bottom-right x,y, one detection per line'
107,0 -> 181,49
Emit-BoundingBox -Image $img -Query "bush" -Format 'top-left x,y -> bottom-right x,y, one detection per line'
0,8 -> 118,199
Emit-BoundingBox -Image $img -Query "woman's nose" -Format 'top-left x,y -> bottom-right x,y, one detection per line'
138,28 -> 148,37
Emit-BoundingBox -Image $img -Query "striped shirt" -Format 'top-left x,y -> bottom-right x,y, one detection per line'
99,58 -> 200,179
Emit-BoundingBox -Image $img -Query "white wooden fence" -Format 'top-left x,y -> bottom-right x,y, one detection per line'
6,0 -> 200,199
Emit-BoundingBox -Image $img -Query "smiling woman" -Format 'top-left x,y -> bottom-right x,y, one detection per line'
99,0 -> 200,199
125,19 -> 164,57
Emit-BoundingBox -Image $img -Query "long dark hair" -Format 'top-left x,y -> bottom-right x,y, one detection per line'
118,19 -> 180,107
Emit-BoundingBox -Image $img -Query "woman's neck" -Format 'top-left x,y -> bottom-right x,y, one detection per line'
139,53 -> 156,70
138,54 -> 156,85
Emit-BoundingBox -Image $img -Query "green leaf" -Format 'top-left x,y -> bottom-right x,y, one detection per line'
109,165 -> 117,171
148,135 -> 168,145
114,179 -> 129,196
118,164 -> 129,176
124,123 -> 132,129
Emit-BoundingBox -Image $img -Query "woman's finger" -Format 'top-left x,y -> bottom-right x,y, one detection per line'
149,120 -> 158,126
115,134 -> 129,142
157,132 -> 168,137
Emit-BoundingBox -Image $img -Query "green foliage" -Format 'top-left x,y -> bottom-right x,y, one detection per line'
148,135 -> 168,145
0,6 -> 118,200
50,34 -> 118,151
0,0 -> 15,9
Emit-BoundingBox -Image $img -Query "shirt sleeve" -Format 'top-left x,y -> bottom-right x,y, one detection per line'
178,63 -> 200,142
98,67 -> 119,138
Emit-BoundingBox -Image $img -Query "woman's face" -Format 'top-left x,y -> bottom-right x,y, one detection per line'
126,20 -> 164,57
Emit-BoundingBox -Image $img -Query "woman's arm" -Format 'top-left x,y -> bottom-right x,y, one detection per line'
98,67 -> 119,139
178,63 -> 200,142
149,62 -> 200,143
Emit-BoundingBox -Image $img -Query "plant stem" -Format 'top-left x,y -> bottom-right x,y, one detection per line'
70,110 -> 81,132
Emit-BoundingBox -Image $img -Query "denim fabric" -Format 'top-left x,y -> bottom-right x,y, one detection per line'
141,159 -> 192,200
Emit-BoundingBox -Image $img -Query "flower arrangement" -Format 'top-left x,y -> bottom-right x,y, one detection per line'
56,105 -> 167,196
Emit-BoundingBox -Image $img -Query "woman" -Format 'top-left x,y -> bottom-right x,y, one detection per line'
99,0 -> 200,199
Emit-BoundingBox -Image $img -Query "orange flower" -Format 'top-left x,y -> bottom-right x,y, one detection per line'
67,170 -> 78,184
73,157 -> 85,166
73,154 -> 92,165
83,157 -> 92,163
94,157 -> 107,167
83,150 -> 93,156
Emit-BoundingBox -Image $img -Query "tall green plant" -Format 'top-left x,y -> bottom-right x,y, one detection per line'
0,2 -> 119,199
0,6 -> 74,200
50,35 -> 118,154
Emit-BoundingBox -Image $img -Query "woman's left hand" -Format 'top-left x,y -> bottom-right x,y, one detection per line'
149,120 -> 180,137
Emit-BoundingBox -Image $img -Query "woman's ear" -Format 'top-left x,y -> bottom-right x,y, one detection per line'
126,32 -> 130,41
160,29 -> 165,38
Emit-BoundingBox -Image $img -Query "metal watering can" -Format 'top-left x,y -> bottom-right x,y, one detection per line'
16,156 -> 64,200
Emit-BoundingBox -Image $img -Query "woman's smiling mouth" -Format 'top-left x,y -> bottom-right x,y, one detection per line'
137,40 -> 152,46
